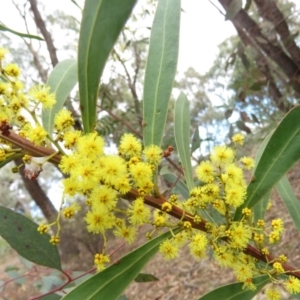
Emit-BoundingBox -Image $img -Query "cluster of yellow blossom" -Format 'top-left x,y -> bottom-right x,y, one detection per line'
1,48 -> 299,298
157,133 -> 300,297
0,48 -> 57,148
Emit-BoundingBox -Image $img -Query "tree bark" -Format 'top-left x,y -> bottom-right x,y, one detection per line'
28,0 -> 59,67
218,0 -> 300,95
253,0 -> 300,65
15,158 -> 57,223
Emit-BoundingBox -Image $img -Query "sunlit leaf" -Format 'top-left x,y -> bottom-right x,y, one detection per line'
143,0 -> 180,146
62,230 -> 177,300
235,106 -> 300,220
174,92 -> 194,191
0,206 -> 61,270
199,275 -> 269,300
0,24 -> 43,40
42,59 -> 77,136
78,0 -> 137,133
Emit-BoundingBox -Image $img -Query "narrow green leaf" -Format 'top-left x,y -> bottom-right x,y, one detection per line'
199,275 -> 269,300
225,0 -> 243,21
276,175 -> 300,234
253,191 -> 271,223
174,92 -> 194,191
235,106 -> 300,220
252,132 -> 272,222
160,166 -> 189,198
134,273 -> 159,282
0,24 -> 43,40
40,294 -> 62,300
78,0 -> 137,133
191,127 -> 201,154
62,230 -> 176,300
42,59 -> 77,136
143,0 -> 180,146
0,206 -> 61,271
71,0 -> 82,10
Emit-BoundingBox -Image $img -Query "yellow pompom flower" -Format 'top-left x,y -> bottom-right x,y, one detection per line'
130,162 -> 153,188
269,231 -> 281,244
94,253 -> 110,271
143,144 -> 162,165
72,160 -> 102,190
98,156 -> 128,186
63,202 -> 81,218
119,133 -> 142,157
225,185 -> 246,207
63,130 -> 82,149
127,197 -> 151,225
59,154 -> 80,174
232,133 -> 245,145
0,82 -> 8,95
37,224 -> 48,234
50,235 -> 60,245
195,160 -> 215,183
223,164 -> 243,184
84,207 -> 115,234
213,246 -> 235,267
90,185 -> 117,210
62,177 -> 79,196
23,124 -> 48,146
284,276 -> 300,294
153,211 -> 166,227
240,156 -> 255,170
54,109 -> 74,132
189,232 -> 208,260
210,145 -> 234,167
233,263 -> 253,282
0,47 -> 9,60
113,225 -> 137,244
4,63 -> 21,77
271,218 -> 284,233
114,176 -> 131,194
77,132 -> 104,158
29,85 -> 56,109
159,239 -> 179,260
265,286 -> 282,300
0,149 -> 7,162
273,262 -> 284,273
227,222 -> 251,250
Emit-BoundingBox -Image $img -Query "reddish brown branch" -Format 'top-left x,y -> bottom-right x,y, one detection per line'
2,127 -> 299,279
0,130 -> 61,164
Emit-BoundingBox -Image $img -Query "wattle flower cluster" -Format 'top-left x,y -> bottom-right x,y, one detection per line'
1,48 -> 299,299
